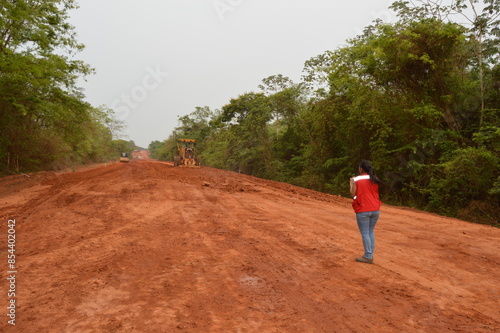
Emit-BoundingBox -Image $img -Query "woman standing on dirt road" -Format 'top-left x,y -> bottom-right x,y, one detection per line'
350,160 -> 383,264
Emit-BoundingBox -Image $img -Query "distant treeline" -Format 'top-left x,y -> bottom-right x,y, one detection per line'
151,1 -> 499,225
0,0 -> 135,175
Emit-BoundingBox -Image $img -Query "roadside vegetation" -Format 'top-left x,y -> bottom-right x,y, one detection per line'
0,0 -> 133,175
152,1 -> 499,225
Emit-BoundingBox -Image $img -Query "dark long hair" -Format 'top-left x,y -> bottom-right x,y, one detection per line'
360,160 -> 383,185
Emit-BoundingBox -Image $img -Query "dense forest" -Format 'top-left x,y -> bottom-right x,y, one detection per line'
0,0 -> 135,174
151,1 -> 500,225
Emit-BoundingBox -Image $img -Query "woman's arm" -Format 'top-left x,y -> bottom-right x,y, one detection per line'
350,178 -> 357,197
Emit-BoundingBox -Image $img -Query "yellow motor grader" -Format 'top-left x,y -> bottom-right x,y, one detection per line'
174,139 -> 200,167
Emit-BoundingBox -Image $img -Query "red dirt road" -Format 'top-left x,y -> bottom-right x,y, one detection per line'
0,161 -> 498,332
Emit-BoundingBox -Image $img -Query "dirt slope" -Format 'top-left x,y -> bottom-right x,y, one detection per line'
0,161 -> 498,333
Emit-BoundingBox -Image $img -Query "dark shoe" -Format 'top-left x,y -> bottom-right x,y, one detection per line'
355,257 -> 373,264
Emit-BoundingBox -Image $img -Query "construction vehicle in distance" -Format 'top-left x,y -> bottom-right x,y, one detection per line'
119,152 -> 129,163
174,139 -> 200,167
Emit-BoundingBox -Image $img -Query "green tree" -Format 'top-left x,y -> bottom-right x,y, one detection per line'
0,0 -> 108,173
111,140 -> 136,160
148,138 -> 177,161
174,106 -> 215,153
208,93 -> 273,176
391,0 -> 500,125
427,147 -> 499,224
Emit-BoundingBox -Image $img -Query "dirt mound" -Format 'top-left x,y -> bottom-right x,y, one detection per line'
0,161 -> 498,332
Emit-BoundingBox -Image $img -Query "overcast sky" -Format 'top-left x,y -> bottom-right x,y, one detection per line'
69,0 -> 397,148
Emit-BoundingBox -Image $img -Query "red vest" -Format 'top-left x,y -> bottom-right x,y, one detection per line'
352,173 -> 381,213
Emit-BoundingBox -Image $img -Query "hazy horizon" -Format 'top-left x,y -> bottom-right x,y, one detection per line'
70,0 -> 397,148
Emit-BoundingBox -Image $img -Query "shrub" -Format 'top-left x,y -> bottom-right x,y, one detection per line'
427,147 -> 499,216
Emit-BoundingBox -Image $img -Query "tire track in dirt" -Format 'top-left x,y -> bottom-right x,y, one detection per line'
210,192 -> 406,332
